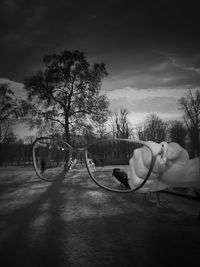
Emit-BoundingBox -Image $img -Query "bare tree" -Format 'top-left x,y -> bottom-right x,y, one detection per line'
94,119 -> 108,139
178,89 -> 200,157
114,109 -> 133,138
0,83 -> 21,143
168,120 -> 187,147
138,114 -> 167,143
107,113 -> 117,138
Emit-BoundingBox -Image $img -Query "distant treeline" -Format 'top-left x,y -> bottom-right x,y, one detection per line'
0,143 -> 32,166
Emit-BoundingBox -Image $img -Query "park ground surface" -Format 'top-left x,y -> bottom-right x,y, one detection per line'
0,166 -> 200,267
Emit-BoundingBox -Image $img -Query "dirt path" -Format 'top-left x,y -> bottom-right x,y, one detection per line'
0,167 -> 200,267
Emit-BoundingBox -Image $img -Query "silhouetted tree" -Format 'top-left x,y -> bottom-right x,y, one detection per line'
0,83 -> 21,143
138,114 -> 167,142
114,109 -> 133,138
24,50 -> 110,144
168,120 -> 187,147
178,89 -> 200,156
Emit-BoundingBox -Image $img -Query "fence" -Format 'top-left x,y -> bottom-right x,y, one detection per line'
0,143 -> 33,167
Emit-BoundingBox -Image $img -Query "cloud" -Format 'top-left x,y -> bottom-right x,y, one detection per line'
109,97 -> 133,113
105,87 -> 191,125
0,78 -> 26,99
131,97 -> 179,114
168,55 -> 200,74
1,0 -> 200,83
106,87 -> 189,100
101,51 -> 200,91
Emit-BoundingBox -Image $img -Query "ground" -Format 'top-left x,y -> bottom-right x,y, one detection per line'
0,166 -> 200,267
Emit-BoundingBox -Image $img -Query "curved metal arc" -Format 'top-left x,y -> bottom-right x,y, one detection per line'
85,138 -> 148,148
32,137 -> 73,181
84,139 -> 157,193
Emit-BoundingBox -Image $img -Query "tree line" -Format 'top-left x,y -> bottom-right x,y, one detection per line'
0,49 -> 199,166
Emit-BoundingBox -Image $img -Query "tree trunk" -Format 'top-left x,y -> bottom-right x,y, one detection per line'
196,128 -> 200,157
64,113 -> 71,170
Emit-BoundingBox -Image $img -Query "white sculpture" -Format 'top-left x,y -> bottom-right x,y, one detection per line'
127,141 -> 200,193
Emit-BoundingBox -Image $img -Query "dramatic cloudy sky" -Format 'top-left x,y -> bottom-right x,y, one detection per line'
0,0 -> 200,136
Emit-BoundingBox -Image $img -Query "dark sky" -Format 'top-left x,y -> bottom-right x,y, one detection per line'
0,0 -> 200,90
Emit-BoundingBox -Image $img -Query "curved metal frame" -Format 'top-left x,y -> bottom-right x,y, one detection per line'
32,137 -> 73,181
32,137 -> 158,192
84,138 -> 157,193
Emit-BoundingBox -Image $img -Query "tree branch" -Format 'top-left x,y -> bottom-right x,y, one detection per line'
40,111 -> 65,127
51,93 -> 65,107
183,102 -> 196,127
44,116 -> 65,127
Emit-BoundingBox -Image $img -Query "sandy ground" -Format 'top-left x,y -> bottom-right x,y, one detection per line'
0,166 -> 200,267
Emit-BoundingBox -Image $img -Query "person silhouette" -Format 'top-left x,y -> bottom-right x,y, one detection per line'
40,159 -> 46,173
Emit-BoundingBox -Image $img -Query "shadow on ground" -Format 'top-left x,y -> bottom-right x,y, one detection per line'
0,167 -> 200,267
